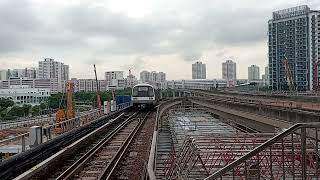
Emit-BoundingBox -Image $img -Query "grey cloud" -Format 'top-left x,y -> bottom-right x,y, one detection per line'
0,0 -> 315,65
57,3 -> 270,62
0,0 -> 40,53
208,9 -> 268,45
120,57 -> 146,73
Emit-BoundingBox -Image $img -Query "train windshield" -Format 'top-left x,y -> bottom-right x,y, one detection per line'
132,86 -> 154,97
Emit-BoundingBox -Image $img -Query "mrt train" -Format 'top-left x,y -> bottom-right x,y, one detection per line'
131,84 -> 159,107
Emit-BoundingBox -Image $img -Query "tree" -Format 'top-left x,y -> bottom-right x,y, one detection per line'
31,105 -> 40,116
0,98 -> 14,112
48,93 -> 66,110
0,98 -> 14,120
40,102 -> 47,110
7,106 -> 24,118
22,104 -> 32,117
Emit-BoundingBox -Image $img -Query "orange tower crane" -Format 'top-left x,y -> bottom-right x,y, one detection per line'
55,81 -> 75,134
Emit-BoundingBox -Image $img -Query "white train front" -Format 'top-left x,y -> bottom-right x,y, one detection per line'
131,84 -> 157,107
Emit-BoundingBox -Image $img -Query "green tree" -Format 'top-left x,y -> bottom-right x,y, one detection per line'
0,98 -> 14,120
22,104 -> 32,117
7,106 -> 24,118
48,93 -> 66,109
31,105 -> 40,116
0,98 -> 14,112
40,102 -> 47,110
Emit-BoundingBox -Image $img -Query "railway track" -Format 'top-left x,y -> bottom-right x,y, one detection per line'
17,110 -> 152,180
107,111 -> 156,180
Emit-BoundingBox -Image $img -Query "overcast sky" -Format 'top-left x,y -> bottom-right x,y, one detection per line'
0,0 -> 319,80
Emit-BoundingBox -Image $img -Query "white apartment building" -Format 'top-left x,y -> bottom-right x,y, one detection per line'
37,58 -> 69,92
9,68 -> 36,79
222,60 -> 237,86
0,85 -> 51,105
140,71 -> 150,83
126,74 -> 138,88
150,71 -> 158,82
0,70 -> 8,81
140,70 -> 166,84
105,71 -> 125,90
167,79 -> 227,90
248,65 -> 260,81
0,78 -> 59,94
192,61 -> 206,79
63,79 -> 108,92
158,72 -> 166,82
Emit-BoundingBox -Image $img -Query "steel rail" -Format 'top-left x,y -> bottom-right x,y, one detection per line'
13,112 -> 126,180
102,111 -> 151,180
56,112 -> 139,180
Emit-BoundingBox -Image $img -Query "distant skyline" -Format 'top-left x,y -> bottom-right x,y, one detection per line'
0,0 -> 319,80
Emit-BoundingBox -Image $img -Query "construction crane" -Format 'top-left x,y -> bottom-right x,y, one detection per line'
128,69 -> 133,88
283,57 -> 295,92
55,81 -> 75,134
66,81 -> 75,119
93,64 -> 102,114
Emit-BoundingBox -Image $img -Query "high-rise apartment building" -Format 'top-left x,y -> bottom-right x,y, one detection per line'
0,70 -> 8,80
192,61 -> 206,79
139,70 -> 166,84
248,65 -> 260,81
150,71 -> 158,82
222,60 -> 236,86
9,68 -> 36,79
37,58 -> 69,91
158,72 -> 166,82
105,71 -> 125,89
268,5 -> 320,91
105,71 -> 124,83
140,71 -> 150,83
262,66 -> 270,86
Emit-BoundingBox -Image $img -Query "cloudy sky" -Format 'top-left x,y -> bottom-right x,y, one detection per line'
0,0 -> 319,80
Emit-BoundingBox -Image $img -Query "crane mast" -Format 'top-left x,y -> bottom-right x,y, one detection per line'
283,58 -> 295,92
66,81 -> 75,119
55,80 -> 75,134
94,64 -> 102,114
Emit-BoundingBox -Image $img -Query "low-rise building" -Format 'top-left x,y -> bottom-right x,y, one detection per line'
167,79 -> 227,90
0,78 -> 59,93
63,79 -> 108,92
0,85 -> 50,105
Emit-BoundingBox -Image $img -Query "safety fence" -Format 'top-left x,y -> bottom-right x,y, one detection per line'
0,109 -> 101,161
0,116 -> 54,130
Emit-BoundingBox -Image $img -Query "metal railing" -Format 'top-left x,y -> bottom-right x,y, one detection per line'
205,123 -> 320,180
0,110 -> 101,159
117,102 -> 132,111
0,116 -> 54,130
147,98 -> 183,180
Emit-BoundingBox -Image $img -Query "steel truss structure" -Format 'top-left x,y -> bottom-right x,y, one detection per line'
160,108 -> 320,180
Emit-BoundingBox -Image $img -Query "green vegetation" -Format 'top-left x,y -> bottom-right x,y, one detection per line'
47,88 -> 132,110
0,98 -> 48,121
0,88 -> 133,121
161,89 -> 175,97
